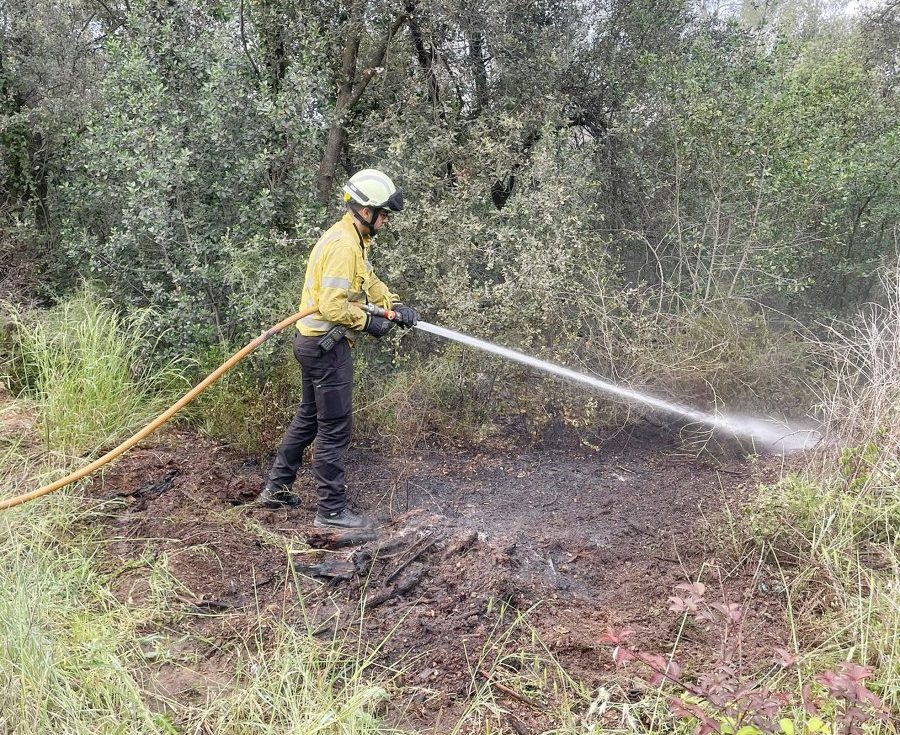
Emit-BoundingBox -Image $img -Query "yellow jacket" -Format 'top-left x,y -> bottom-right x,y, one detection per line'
296,213 -> 398,338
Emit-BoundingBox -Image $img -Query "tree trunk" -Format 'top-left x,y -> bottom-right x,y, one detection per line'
468,31 -> 489,118
315,3 -> 408,205
317,123 -> 349,204
405,1 -> 454,183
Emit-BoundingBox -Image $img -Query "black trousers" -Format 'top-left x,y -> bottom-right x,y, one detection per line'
268,333 -> 353,514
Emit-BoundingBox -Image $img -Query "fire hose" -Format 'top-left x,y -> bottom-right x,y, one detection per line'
0,303 -> 403,511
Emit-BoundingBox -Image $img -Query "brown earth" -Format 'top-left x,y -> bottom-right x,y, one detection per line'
82,425 -> 796,732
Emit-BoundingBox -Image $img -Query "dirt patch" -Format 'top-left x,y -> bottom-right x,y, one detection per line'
85,427 -> 793,730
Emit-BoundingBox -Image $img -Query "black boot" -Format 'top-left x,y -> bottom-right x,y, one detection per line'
257,483 -> 300,509
313,507 -> 373,529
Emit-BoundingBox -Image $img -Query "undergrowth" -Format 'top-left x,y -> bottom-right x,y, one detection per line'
598,580 -> 892,735
450,269 -> 900,734
453,579 -> 895,735
0,276 -> 894,734
360,296 -> 817,449
190,612 -> 400,734
741,269 -> 900,727
0,292 -> 404,734
189,342 -> 301,461
179,290 -> 817,457
4,290 -> 188,455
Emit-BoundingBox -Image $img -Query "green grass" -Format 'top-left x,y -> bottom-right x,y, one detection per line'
6,289 -> 188,456
0,292 -> 189,731
188,616 -> 400,734
0,451 -> 168,734
747,464 -> 900,719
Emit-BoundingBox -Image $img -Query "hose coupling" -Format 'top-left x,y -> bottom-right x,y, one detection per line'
360,303 -> 397,321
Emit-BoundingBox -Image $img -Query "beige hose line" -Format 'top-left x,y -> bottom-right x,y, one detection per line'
0,307 -> 317,511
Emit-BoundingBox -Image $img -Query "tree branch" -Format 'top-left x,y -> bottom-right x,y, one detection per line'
346,12 -> 408,109
240,0 -> 261,81
316,7 -> 408,203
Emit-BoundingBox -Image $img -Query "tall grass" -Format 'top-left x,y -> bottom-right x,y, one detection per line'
0,292 -> 185,731
747,267 -> 900,721
6,290 -> 188,455
0,448 -> 169,734
816,267 -> 900,452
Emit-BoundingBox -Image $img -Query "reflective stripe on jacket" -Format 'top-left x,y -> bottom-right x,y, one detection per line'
296,212 -> 399,338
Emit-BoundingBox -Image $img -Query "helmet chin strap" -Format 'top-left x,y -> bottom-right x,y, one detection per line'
349,202 -> 380,234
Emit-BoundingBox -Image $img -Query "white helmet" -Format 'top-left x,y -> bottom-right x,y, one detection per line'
342,169 -> 404,212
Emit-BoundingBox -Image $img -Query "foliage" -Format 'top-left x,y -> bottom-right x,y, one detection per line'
613,23 -> 900,312
55,13 -> 323,352
3,5 -> 899,729
2,0 -> 898,442
6,289 -> 188,454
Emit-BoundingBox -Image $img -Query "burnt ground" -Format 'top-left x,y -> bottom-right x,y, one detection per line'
75,425 -> 798,732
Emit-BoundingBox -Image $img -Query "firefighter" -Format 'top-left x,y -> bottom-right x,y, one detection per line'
258,169 -> 417,528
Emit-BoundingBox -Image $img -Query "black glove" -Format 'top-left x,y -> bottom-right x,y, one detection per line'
362,314 -> 396,338
393,303 -> 419,328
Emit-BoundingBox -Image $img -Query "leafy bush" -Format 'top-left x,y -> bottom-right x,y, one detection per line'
56,16 -> 322,356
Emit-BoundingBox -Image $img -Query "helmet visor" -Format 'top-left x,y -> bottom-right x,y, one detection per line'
385,190 -> 404,212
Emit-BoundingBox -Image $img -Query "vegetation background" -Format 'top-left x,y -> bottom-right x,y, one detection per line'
3,0 -> 898,444
0,0 -> 898,732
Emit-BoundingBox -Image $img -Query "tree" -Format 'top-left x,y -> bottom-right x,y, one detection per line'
314,0 -> 408,203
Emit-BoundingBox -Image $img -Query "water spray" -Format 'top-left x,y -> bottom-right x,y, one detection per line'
2,304 -> 819,511
363,305 -> 820,453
